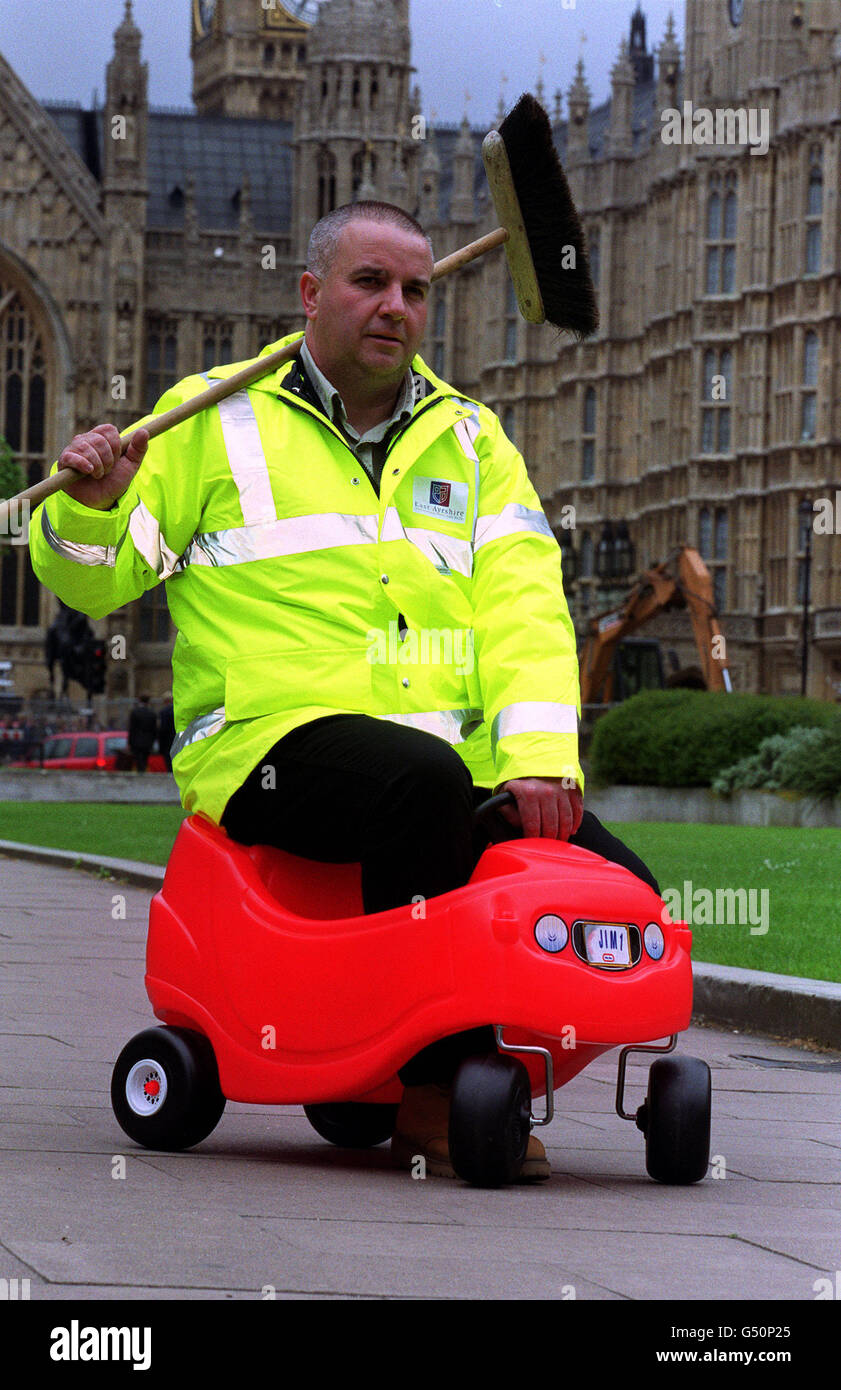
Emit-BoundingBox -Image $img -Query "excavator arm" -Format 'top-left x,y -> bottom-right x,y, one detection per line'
578,546 -> 732,707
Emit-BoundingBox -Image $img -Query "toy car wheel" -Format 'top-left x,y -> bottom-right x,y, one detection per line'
448,1053 -> 532,1187
303,1102 -> 399,1148
642,1055 -> 711,1184
111,1026 -> 225,1151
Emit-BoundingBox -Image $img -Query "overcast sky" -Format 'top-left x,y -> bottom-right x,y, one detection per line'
1,0 -> 685,125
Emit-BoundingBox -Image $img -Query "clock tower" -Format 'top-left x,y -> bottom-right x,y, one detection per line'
191,0 -> 318,119
683,0 -> 838,102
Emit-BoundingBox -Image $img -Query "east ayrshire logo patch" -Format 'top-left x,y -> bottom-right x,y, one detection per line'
412,476 -> 469,524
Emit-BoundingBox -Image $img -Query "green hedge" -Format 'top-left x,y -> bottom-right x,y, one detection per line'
589,690 -> 840,788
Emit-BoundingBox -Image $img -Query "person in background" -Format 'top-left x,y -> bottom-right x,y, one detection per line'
128,694 -> 158,773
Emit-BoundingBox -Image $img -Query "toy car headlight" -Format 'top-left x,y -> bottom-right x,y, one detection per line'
534,914 -> 568,953
644,923 -> 665,960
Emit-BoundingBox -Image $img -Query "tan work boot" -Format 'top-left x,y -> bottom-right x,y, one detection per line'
517,1133 -> 551,1182
390,1082 -> 455,1177
390,1084 -> 551,1181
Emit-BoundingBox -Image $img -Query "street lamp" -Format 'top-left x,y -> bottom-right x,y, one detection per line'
798,497 -> 813,698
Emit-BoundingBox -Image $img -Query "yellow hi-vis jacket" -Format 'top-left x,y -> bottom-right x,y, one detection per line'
30,333 -> 582,825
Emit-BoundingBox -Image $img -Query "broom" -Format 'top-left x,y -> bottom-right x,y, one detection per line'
0,94 -> 597,529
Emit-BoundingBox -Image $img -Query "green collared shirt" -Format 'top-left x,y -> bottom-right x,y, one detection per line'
300,338 -> 418,491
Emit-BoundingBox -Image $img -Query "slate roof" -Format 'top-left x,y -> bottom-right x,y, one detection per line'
41,71 -> 661,234
43,103 -> 295,231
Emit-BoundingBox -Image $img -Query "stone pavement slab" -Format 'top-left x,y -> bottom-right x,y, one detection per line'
1,856 -> 840,1307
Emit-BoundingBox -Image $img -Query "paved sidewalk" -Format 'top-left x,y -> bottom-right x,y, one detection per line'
1,855 -> 840,1301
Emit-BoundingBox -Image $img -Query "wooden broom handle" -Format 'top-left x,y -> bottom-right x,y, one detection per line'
2,226 -> 510,523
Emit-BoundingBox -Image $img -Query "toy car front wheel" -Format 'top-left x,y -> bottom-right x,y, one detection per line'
303,1102 -> 399,1148
111,1026 -> 226,1151
641,1055 -> 711,1184
448,1053 -> 532,1187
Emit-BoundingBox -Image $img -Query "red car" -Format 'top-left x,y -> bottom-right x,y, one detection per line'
110,796 -> 712,1187
17,730 -> 166,772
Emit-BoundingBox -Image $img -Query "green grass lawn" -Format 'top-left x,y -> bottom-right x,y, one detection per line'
605,820 -> 840,984
0,803 -> 837,982
0,801 -> 189,868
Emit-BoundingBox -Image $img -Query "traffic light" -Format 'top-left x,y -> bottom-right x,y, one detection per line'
85,640 -> 107,696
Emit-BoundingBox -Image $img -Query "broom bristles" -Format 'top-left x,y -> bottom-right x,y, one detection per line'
498,92 -> 598,339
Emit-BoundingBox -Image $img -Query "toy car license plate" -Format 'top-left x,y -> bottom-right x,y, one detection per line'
584,923 -> 631,967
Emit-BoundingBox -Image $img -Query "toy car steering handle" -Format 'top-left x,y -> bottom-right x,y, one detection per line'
473,790 -> 520,843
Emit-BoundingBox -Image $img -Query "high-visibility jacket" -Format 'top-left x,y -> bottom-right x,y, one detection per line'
30,333 -> 582,825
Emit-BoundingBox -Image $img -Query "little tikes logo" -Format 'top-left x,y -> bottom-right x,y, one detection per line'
50,1320 -> 151,1371
412,476 -> 468,524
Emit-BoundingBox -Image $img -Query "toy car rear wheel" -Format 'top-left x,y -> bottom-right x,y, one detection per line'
303,1102 -> 399,1148
448,1053 -> 532,1187
642,1055 -> 711,1184
111,1026 -> 226,1151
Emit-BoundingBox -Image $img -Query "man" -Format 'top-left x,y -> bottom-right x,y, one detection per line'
128,694 -> 158,773
31,201 -> 657,1181
157,694 -> 175,773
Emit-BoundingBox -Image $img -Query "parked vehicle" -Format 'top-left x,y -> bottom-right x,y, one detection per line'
14,730 -> 166,772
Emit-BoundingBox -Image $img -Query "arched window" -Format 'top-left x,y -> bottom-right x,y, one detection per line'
587,226 -> 600,289
0,275 -> 49,628
705,174 -> 737,294
317,147 -> 337,220
579,530 -> 593,578
582,386 -> 596,480
714,506 -> 728,559
698,507 -> 712,559
700,348 -> 733,454
432,293 -> 446,376
503,277 -> 518,361
201,321 -> 233,374
801,330 -> 818,440
806,145 -> 823,274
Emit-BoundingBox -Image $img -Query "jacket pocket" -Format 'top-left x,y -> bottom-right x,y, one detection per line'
224,646 -> 375,721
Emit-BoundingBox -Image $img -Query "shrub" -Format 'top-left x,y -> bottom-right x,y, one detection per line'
589,690 -> 840,788
712,720 -> 841,797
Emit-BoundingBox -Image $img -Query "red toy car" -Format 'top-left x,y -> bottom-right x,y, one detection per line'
111,796 -> 712,1186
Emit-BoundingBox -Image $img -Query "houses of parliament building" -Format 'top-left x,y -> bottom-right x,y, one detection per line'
0,0 -> 839,708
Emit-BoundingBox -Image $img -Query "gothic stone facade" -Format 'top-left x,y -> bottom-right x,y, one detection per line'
0,0 -> 839,709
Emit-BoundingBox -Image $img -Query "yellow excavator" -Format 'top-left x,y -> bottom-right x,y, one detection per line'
578,545 -> 732,710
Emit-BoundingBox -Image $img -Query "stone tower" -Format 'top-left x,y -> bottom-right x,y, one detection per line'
191,0 -> 314,119
103,1 -> 148,427
292,0 -> 418,263
683,0 -> 839,102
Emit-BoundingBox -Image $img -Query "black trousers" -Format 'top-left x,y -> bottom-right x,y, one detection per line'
221,714 -> 660,1085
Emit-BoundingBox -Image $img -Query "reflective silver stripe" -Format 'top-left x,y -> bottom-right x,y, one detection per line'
402,526 -> 473,577
491,702 -> 579,749
209,385 -> 276,527
377,708 -> 483,745
383,506 -> 472,576
380,507 -> 405,544
453,415 -> 480,462
128,500 -> 184,579
40,509 -> 117,567
178,511 -> 475,574
170,707 -> 227,759
474,503 -> 554,552
181,512 -> 379,567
